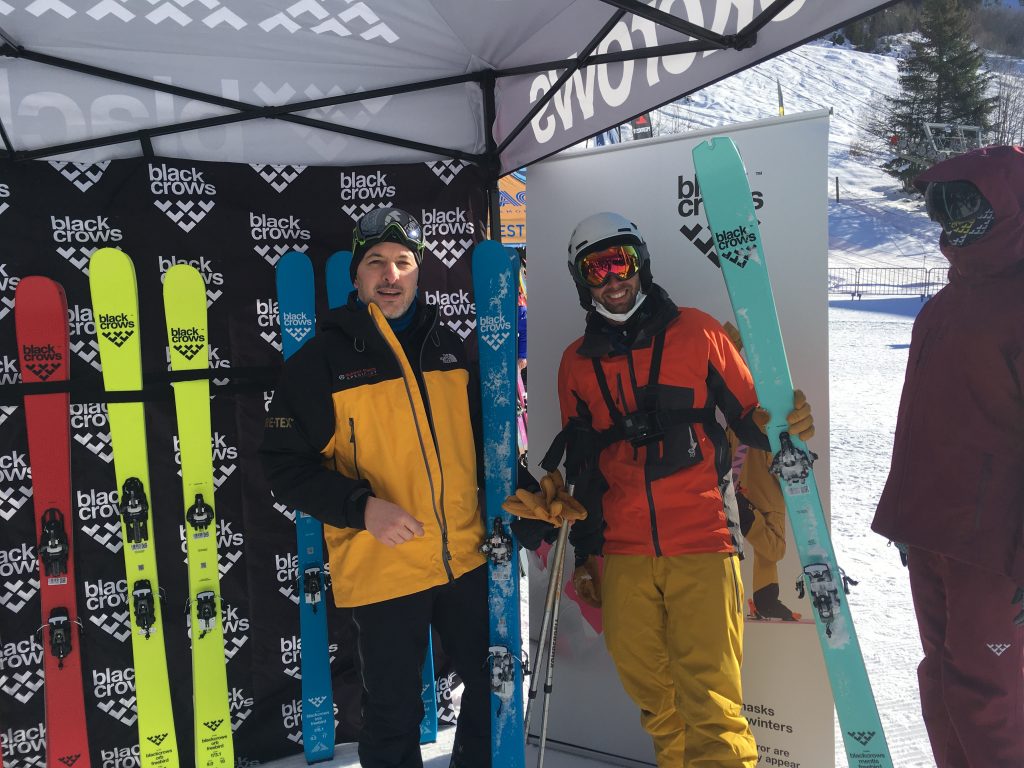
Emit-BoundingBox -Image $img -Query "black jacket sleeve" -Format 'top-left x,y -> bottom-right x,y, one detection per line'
259,339 -> 372,530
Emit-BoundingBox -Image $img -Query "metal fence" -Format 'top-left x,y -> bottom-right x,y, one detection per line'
827,267 -> 949,300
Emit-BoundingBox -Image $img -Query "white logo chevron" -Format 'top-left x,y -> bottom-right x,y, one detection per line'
89,609 -> 131,643
0,577 -> 39,614
56,246 -> 96,274
429,237 -> 473,269
98,696 -> 138,727
988,643 -> 1011,656
426,160 -> 468,186
250,164 -> 306,193
255,243 -> 307,267
49,161 -> 110,192
443,318 -> 476,341
70,338 -> 102,371
0,668 -> 44,703
0,484 -> 32,521
154,199 -> 216,232
26,0 -> 75,19
73,431 -> 114,463
0,202 -> 9,216
81,518 -> 123,554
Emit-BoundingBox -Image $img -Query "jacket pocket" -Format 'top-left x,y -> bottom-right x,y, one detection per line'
349,417 -> 362,480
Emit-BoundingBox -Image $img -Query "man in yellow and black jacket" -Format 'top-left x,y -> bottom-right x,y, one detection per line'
260,207 -> 510,768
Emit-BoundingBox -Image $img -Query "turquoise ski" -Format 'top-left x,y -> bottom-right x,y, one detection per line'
692,136 -> 892,768
162,264 -> 233,768
275,251 -> 336,763
324,248 -> 439,745
471,240 -> 524,768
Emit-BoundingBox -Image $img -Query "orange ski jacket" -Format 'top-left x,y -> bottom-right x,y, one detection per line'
558,287 -> 767,558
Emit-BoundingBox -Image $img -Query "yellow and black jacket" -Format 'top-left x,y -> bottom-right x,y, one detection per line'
260,299 -> 486,608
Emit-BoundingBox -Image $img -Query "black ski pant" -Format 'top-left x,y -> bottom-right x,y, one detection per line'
351,564 -> 490,768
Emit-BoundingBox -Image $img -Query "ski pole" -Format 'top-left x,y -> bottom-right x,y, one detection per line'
537,488 -> 572,768
523,519 -> 569,738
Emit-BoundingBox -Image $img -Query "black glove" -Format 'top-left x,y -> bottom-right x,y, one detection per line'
510,516 -> 559,551
1013,587 -> 1023,626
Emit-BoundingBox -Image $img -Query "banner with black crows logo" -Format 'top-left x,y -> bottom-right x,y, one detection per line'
0,157 -> 487,768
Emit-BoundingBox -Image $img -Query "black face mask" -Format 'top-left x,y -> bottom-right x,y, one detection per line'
924,179 -> 996,247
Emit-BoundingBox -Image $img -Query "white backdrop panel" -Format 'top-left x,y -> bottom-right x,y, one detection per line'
524,110 -> 833,766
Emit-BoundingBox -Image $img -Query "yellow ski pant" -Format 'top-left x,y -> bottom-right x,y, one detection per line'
602,552 -> 757,768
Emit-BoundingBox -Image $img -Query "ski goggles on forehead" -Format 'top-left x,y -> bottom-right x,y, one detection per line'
924,180 -> 995,246
577,245 -> 641,287
352,208 -> 425,253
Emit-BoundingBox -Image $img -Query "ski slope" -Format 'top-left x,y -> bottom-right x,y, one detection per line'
301,38 -> 1020,768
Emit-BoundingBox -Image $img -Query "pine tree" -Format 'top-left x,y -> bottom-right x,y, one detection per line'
881,0 -> 997,189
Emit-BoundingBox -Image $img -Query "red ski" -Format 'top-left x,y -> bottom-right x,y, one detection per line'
15,276 -> 92,768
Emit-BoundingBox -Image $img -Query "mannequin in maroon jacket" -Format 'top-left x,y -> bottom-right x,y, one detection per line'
873,145 -> 1024,768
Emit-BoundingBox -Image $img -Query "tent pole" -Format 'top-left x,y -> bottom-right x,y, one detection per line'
481,71 -> 503,242
495,9 -> 626,158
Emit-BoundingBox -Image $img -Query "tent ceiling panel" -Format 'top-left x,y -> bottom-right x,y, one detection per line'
0,0 -> 896,173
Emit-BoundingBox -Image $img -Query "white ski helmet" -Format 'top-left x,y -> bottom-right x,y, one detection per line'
567,211 -> 652,308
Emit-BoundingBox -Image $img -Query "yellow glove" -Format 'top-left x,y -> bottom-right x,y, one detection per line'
753,389 -> 814,442
787,389 -> 814,441
501,470 -> 587,527
572,555 -> 602,608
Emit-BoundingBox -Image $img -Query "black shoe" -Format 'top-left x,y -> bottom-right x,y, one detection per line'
752,583 -> 799,621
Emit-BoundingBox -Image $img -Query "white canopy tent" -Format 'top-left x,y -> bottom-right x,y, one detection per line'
1,1 -> 897,202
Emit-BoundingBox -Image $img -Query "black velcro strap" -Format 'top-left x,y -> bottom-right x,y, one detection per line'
0,365 -> 280,406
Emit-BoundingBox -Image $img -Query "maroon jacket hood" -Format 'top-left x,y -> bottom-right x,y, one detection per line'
913,145 -> 1024,279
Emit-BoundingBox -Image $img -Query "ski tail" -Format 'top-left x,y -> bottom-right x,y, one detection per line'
472,240 -> 525,768
89,247 -> 180,768
276,251 -> 336,762
322,247 -> 439,744
163,264 -> 234,768
693,137 -> 892,768
15,276 -> 92,768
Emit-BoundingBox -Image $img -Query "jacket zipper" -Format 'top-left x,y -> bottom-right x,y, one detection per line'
625,350 -> 662,556
417,335 -> 454,571
374,317 -> 454,581
348,418 -> 361,480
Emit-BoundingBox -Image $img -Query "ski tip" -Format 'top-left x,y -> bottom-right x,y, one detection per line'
89,246 -> 133,272
163,261 -> 205,295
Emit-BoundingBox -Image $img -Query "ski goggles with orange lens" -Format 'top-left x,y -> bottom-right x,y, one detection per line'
577,245 -> 641,287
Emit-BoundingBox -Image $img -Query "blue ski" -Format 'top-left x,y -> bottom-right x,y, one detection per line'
275,251 -> 335,764
471,240 -> 525,768
692,137 -> 893,768
323,248 -> 439,745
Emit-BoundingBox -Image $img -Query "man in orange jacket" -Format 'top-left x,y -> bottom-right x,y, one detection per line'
557,212 -> 813,767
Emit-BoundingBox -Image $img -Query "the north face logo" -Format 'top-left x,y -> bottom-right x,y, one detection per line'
203,720 -> 224,732
988,643 -> 1011,656
440,353 -> 457,365
847,731 -> 875,747
147,733 -> 168,746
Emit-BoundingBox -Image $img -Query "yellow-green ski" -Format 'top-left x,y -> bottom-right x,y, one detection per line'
162,264 -> 233,768
88,247 -> 179,768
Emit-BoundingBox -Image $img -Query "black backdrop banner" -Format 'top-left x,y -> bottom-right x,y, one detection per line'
0,157 -> 488,768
